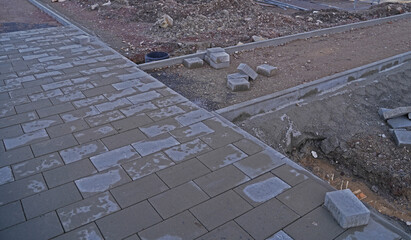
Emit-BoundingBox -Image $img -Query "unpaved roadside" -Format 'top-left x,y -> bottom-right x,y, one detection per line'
152,17 -> 411,111
236,62 -> 411,225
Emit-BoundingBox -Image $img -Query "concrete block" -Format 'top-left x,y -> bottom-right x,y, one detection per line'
257,64 -> 278,77
237,63 -> 258,80
205,55 -> 230,69
210,52 -> 230,63
387,116 -> 411,129
324,189 -> 370,229
197,144 -> 247,171
227,78 -> 250,92
183,57 -> 204,69
393,129 -> 411,146
227,72 -> 249,81
206,47 -> 225,56
379,106 -> 411,120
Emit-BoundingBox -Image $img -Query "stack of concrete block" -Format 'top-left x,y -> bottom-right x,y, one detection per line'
257,64 -> 278,77
379,106 -> 411,146
183,57 -> 204,69
74,35 -> 90,45
226,73 -> 250,92
204,47 -> 230,69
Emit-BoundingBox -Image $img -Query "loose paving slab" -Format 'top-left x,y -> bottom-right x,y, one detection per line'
0,23 -> 406,240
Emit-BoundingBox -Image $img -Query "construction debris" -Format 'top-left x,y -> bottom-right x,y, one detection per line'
205,48 -> 230,69
379,106 -> 411,146
238,63 -> 258,80
257,64 -> 278,77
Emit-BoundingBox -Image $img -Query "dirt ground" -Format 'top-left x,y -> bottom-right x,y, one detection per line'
37,0 -> 410,62
0,0 -> 60,33
236,62 -> 411,226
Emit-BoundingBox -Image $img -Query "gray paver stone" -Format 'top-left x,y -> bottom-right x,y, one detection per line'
139,118 -> 182,137
234,149 -> 285,178
209,52 -> 230,63
111,113 -> 153,132
197,144 -> 247,170
378,106 -> 411,120
132,133 -> 179,156
91,145 -> 140,171
175,108 -> 213,126
0,202 -> 25,231
3,129 -> 49,150
60,106 -> 100,122
324,189 -> 370,229
46,119 -> 90,138
85,110 -> 125,127
0,174 -> 47,206
271,164 -> 309,186
52,223 -> 104,240
74,35 -> 90,45
237,63 -> 258,80
101,128 -> 146,150
334,218 -> 401,240
122,152 -> 174,180
206,47 -> 225,55
387,116 -> 411,129
0,166 -> 14,185
205,55 -> 229,69
393,129 -> 411,146
60,140 -> 108,164
197,221 -> 253,240
233,138 -> 264,155
170,122 -> 214,143
21,115 -> 63,133
74,124 -> 117,144
183,57 -> 204,69
12,153 -> 63,180
164,138 -> 211,162
267,231 -> 294,240
256,64 -> 278,77
227,72 -> 249,81
227,77 -> 250,92
0,146 -> 33,167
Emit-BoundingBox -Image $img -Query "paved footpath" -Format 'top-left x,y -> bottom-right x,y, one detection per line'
0,26 -> 408,240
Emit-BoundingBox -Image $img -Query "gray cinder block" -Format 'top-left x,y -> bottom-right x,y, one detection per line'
393,129 -> 411,146
227,78 -> 250,92
205,55 -> 229,69
257,64 -> 278,77
209,52 -> 230,64
378,106 -> 411,120
324,189 -> 370,229
206,47 -> 225,56
183,57 -> 204,69
237,63 -> 258,80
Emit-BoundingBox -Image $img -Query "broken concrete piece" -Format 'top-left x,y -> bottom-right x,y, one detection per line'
393,129 -> 411,147
378,106 -> 411,120
237,63 -> 258,80
387,116 -> 411,129
325,189 -> 370,229
227,78 -> 250,92
252,35 -> 267,42
209,52 -> 230,64
183,57 -> 204,69
74,36 -> 90,45
257,64 -> 278,77
205,55 -> 229,69
158,14 -> 173,28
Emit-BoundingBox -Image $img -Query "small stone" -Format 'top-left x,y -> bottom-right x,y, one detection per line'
371,185 -> 379,193
91,3 -> 99,10
237,63 -> 258,80
227,78 -> 250,92
183,57 -> 203,69
102,1 -> 111,6
307,17 -> 313,22
311,151 -> 318,158
252,35 -> 267,42
158,14 -> 173,28
256,64 -> 278,77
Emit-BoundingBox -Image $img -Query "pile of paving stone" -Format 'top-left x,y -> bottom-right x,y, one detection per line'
379,106 -> 411,146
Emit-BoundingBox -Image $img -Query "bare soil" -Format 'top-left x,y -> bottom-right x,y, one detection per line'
236,63 -> 411,226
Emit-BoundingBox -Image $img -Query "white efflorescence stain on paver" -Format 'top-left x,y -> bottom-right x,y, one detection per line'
77,227 -> 103,240
3,129 -> 48,150
243,177 -> 291,203
122,153 -> 174,180
220,150 -> 247,168
13,155 -> 62,178
60,142 -> 107,164
266,230 -> 294,240
140,123 -> 179,138
0,166 -> 14,185
155,235 -> 183,240
132,136 -> 179,156
290,169 -> 309,180
27,179 -> 47,193
90,145 -> 139,171
164,139 -> 210,162
120,102 -> 158,117
75,169 -> 122,194
22,119 -> 56,133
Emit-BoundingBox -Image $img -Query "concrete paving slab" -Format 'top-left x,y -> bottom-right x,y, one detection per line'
387,115 -> 411,129
197,144 -> 248,170
122,152 -> 174,180
51,223 -> 104,240
393,129 -> 411,146
196,221 -> 253,240
379,106 -> 411,120
0,202 -> 25,231
271,164 -> 309,186
234,149 -> 285,179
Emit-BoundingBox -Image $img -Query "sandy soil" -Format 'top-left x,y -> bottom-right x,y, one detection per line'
0,0 -> 60,33
236,62 -> 411,225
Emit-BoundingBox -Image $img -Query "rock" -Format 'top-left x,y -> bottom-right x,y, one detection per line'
91,3 -> 99,10
237,63 -> 258,80
51,0 -> 58,2
311,150 -> 318,158
102,1 -> 111,6
256,64 -> 278,77
158,14 -> 173,28
307,17 -> 313,22
320,136 -> 339,154
371,185 -> 379,193
222,9 -> 229,16
252,35 -> 267,42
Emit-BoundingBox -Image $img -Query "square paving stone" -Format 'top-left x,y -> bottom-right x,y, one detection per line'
194,165 -> 250,197
57,191 -> 120,232
138,211 -> 207,240
235,198 -> 299,240
149,181 -> 209,219
110,174 -> 168,208
52,223 -> 104,240
277,179 -> 330,216
197,144 -> 247,171
284,206 -> 344,240
191,190 -> 252,230
157,158 -> 210,188
235,173 -> 290,206
196,221 -> 253,240
0,202 -> 25,231
122,152 -> 174,180
234,149 -> 285,178
271,164 -> 309,186
96,201 -> 161,240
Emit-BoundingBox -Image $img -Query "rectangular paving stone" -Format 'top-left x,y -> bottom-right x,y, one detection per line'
197,221 -> 253,240
110,174 -> 168,208
21,115 -> 63,133
197,144 -> 247,171
138,211 -> 207,240
200,127 -> 243,149
164,138 -> 212,163
134,81 -> 164,92
12,152 -> 63,180
267,231 -> 293,240
0,202 -> 25,231
9,86 -> 43,98
0,166 -> 14,185
131,133 -> 179,157
149,181 -> 209,219
175,109 -> 213,126
284,207 -> 344,240
139,118 -> 182,138
234,149 -> 285,178
37,102 -> 75,118
75,167 -> 131,198
41,80 -> 72,91
0,146 -> 33,167
122,152 -> 174,180
91,145 -> 140,171
152,95 -> 186,108
60,106 -> 100,122
29,89 -> 63,101
32,134 -> 78,157
22,182 -> 82,219
195,165 -> 250,197
103,88 -> 137,101
191,190 -> 252,231
43,159 -> 97,188
85,110 -> 125,127
73,95 -> 107,108
3,129 -> 49,150
61,83 -> 94,95
96,201 -> 161,240
0,125 -> 27,141
0,111 -> 38,128
0,105 -> 15,118
277,179 -> 329,216
74,124 -> 117,144
57,191 -> 120,232
120,101 -> 158,117
170,122 -> 214,143
0,174 -> 47,206
59,140 -> 107,164
51,223 -> 104,240
46,119 -> 89,138
234,173 -> 290,207
233,138 -> 264,156
83,85 -> 116,98
101,128 -> 146,150
271,164 -> 309,186
0,212 -> 63,240
393,129 -> 411,147
147,105 -> 185,122
15,99 -> 53,113
110,113 -> 153,132
157,158 -> 210,188
50,91 -> 85,105
235,198 -> 299,240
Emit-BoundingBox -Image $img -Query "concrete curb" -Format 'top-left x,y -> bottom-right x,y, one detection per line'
216,51 -> 411,121
137,12 -> 411,70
